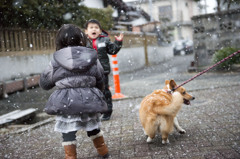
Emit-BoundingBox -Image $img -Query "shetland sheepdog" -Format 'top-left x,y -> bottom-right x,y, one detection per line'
139,79 -> 195,144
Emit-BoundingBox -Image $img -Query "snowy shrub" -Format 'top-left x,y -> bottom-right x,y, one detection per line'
212,47 -> 240,70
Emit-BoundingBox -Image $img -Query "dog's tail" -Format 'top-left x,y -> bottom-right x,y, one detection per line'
151,92 -> 183,116
152,104 -> 180,116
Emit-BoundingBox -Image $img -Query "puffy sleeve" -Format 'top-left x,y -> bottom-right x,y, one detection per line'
106,37 -> 122,55
39,61 -> 55,90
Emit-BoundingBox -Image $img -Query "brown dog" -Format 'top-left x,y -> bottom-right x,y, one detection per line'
139,79 -> 195,144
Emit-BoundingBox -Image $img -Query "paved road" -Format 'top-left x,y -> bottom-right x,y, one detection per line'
0,54 -> 240,158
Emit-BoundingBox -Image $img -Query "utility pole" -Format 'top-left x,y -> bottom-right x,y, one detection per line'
204,0 -> 207,14
149,0 -> 153,22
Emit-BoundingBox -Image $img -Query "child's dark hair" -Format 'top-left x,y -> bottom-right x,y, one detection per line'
84,19 -> 102,30
56,24 -> 88,51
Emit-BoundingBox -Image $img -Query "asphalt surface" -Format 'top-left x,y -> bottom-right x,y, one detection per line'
0,54 -> 240,159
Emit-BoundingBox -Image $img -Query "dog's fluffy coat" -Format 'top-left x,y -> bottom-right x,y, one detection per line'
139,79 -> 194,144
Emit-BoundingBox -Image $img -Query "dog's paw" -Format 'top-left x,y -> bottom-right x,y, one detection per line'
162,139 -> 169,144
178,129 -> 186,134
147,137 -> 153,143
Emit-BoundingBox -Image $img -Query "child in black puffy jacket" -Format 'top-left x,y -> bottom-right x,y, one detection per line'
85,19 -> 124,121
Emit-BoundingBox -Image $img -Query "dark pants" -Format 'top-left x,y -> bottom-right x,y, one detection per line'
62,129 -> 100,142
103,74 -> 113,115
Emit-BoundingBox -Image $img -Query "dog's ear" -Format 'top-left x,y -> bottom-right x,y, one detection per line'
169,79 -> 177,90
165,80 -> 170,85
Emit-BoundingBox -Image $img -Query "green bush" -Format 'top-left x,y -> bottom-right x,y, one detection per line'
0,0 -> 114,30
212,47 -> 240,70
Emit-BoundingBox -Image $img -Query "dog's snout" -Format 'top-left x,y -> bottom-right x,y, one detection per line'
192,97 -> 195,100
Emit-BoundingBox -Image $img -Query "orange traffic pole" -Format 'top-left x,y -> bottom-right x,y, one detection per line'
111,54 -> 126,99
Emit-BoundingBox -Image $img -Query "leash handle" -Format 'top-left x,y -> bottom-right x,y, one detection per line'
173,50 -> 240,90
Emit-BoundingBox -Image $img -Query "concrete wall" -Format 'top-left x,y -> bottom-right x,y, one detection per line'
0,45 -> 173,97
0,46 -> 173,82
0,54 -> 52,81
110,46 -> 173,73
0,31 -> 169,82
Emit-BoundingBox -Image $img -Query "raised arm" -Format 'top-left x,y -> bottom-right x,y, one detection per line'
106,33 -> 124,55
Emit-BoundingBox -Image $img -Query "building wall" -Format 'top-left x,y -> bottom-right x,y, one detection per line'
192,9 -> 240,67
126,0 -> 201,41
172,0 -> 198,22
139,1 -> 171,21
181,26 -> 193,40
132,26 -> 141,32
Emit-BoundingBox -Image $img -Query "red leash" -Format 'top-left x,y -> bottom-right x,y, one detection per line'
173,50 -> 240,91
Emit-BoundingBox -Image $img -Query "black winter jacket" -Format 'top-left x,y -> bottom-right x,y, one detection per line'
91,30 -> 122,74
